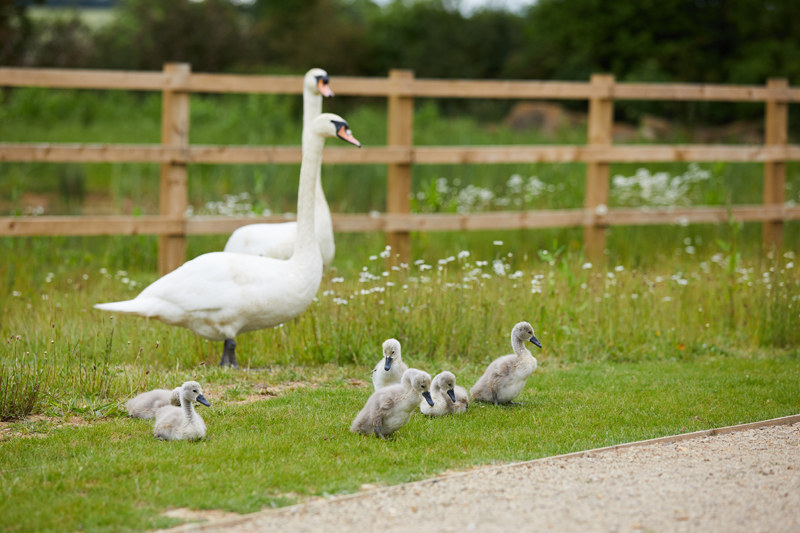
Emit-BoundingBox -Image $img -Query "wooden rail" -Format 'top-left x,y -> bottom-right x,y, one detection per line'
1,66 -> 796,270
4,206 -> 798,237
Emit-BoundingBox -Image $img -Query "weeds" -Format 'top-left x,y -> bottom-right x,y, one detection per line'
1,237 -> 798,420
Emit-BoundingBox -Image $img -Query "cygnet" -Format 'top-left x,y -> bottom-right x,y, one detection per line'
351,368 -> 433,439
470,321 -> 541,405
371,338 -> 408,391
125,386 -> 182,419
153,381 -> 211,441
420,371 -> 469,416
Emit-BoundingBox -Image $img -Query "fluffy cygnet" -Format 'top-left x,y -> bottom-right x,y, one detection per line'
351,368 -> 433,439
153,381 -> 211,441
470,321 -> 542,405
420,371 -> 469,416
371,338 -> 408,391
125,386 -> 182,419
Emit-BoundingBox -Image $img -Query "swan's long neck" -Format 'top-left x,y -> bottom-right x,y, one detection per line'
303,88 -> 322,131
512,335 -> 532,358
295,131 -> 325,258
303,89 -> 330,219
181,396 -> 196,424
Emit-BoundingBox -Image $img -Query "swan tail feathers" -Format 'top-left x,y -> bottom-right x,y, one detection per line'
94,297 -> 180,319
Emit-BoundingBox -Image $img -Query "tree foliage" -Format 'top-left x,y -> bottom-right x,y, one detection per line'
3,0 -> 799,123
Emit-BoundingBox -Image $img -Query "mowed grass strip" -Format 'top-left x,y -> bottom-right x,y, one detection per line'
1,356 -> 798,533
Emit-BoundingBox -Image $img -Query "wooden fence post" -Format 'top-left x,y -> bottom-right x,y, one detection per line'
763,78 -> 788,251
386,69 -> 414,263
158,63 -> 190,276
583,74 -> 614,262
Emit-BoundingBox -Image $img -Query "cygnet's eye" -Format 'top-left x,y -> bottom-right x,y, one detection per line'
193,389 -> 197,393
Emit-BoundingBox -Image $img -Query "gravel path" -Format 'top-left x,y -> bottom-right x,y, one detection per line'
169,417 -> 800,533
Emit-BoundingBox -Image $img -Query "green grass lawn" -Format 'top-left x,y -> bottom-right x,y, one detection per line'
2,356 -> 798,533
2,88 -> 800,533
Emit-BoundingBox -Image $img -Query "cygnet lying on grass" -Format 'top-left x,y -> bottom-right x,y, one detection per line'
153,381 -> 211,441
371,338 -> 408,391
420,371 -> 469,416
126,387 -> 181,418
470,321 -> 542,405
351,368 -> 433,439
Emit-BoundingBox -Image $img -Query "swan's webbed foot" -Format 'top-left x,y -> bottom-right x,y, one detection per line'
219,338 -> 239,369
507,401 -> 525,407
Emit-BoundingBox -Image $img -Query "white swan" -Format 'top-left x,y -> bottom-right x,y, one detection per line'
153,381 -> 211,441
125,386 -> 181,419
371,338 -> 408,391
94,113 -> 361,367
224,68 -> 336,270
351,368 -> 433,439
420,371 -> 469,416
469,321 -> 542,405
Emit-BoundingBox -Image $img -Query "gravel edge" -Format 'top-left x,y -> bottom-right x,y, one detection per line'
162,413 -> 800,532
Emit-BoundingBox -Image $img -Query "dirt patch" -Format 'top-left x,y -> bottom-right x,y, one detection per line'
253,380 -> 313,397
346,378 -> 369,388
0,414 -> 91,442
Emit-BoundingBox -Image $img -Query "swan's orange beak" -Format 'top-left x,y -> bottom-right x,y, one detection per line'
317,78 -> 334,97
337,126 -> 361,148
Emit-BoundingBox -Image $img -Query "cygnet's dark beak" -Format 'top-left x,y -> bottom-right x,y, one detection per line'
447,389 -> 456,403
422,391 -> 434,407
530,334 -> 542,348
384,357 -> 393,372
196,394 -> 211,407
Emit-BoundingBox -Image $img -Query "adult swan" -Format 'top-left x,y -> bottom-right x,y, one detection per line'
224,68 -> 336,270
95,114 -> 360,368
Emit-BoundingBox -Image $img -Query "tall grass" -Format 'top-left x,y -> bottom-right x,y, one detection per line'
2,88 -> 800,420
1,233 -> 798,420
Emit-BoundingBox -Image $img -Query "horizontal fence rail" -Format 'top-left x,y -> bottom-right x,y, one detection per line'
1,67 -> 799,101
2,143 -> 800,165
0,66 -> 795,272
4,206 -> 799,237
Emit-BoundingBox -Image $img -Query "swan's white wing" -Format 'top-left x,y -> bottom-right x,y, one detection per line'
224,223 -> 297,260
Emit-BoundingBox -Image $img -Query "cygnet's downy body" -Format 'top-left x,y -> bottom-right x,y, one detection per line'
420,371 -> 469,416
470,321 -> 542,405
125,387 -> 182,419
351,369 -> 433,439
371,338 -> 408,391
153,381 -> 211,441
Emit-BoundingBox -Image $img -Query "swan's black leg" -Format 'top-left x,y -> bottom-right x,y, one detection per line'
220,338 -> 238,368
374,425 -> 385,440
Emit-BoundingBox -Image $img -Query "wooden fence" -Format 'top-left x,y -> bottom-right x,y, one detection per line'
1,65 -> 798,274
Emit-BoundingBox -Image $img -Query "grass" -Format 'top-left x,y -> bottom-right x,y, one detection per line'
1,88 -> 800,532
1,356 -> 798,533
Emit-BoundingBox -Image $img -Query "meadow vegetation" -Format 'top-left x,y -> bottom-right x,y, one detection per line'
1,89 -> 800,532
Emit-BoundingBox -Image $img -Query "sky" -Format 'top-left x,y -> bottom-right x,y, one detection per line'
370,0 -> 537,15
